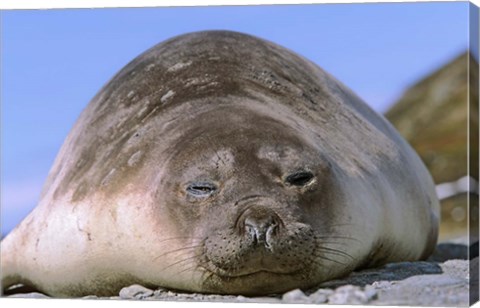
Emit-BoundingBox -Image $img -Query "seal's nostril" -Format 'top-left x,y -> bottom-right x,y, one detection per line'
243,211 -> 280,249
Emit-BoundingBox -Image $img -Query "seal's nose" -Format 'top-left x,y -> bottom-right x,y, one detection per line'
241,207 -> 281,249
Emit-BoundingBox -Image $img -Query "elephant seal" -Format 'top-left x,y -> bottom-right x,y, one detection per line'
1,30 -> 439,297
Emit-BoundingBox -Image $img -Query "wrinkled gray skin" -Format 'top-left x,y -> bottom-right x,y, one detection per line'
1,31 -> 440,297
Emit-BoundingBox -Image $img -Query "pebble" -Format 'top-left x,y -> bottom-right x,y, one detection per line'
152,287 -> 168,297
82,295 -> 99,299
327,285 -> 376,305
371,281 -> 393,289
8,292 -> 50,299
119,284 -> 154,299
363,285 -> 378,301
309,288 -> 334,303
281,288 -> 309,303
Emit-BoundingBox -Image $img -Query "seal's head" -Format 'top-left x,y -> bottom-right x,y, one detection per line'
155,104 -> 359,295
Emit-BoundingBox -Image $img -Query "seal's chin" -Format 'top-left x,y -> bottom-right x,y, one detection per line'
200,265 -> 312,296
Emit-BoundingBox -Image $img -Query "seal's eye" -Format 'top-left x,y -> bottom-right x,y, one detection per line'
285,171 -> 314,186
186,182 -> 217,197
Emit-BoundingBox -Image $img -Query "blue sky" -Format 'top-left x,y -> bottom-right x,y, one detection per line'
0,2 -> 470,236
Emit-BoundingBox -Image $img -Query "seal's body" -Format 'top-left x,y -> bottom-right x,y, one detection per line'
1,31 -> 439,297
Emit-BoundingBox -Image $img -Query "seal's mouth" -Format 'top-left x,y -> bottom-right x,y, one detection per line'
202,261 -> 303,279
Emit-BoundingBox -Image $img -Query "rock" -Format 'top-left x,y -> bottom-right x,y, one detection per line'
236,295 -> 248,302
363,285 -> 378,300
309,288 -> 334,303
371,280 -> 393,290
281,289 -> 309,303
375,274 -> 468,306
384,261 -> 441,274
440,259 -> 469,280
82,295 -> 99,299
119,284 -> 154,299
385,54 -> 478,244
152,288 -> 168,297
319,260 -> 442,289
385,52 -> 476,185
428,243 -> 468,262
327,285 -> 376,305
8,292 -> 50,298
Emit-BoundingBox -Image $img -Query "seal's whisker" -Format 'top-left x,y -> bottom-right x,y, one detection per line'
160,254 -> 200,272
314,247 -> 354,260
177,264 -> 202,275
314,235 -> 362,244
158,246 -> 201,261
327,222 -> 363,228
314,255 -> 346,266
157,237 -> 203,244
318,241 -> 351,249
153,245 -> 203,260
315,241 -> 350,247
